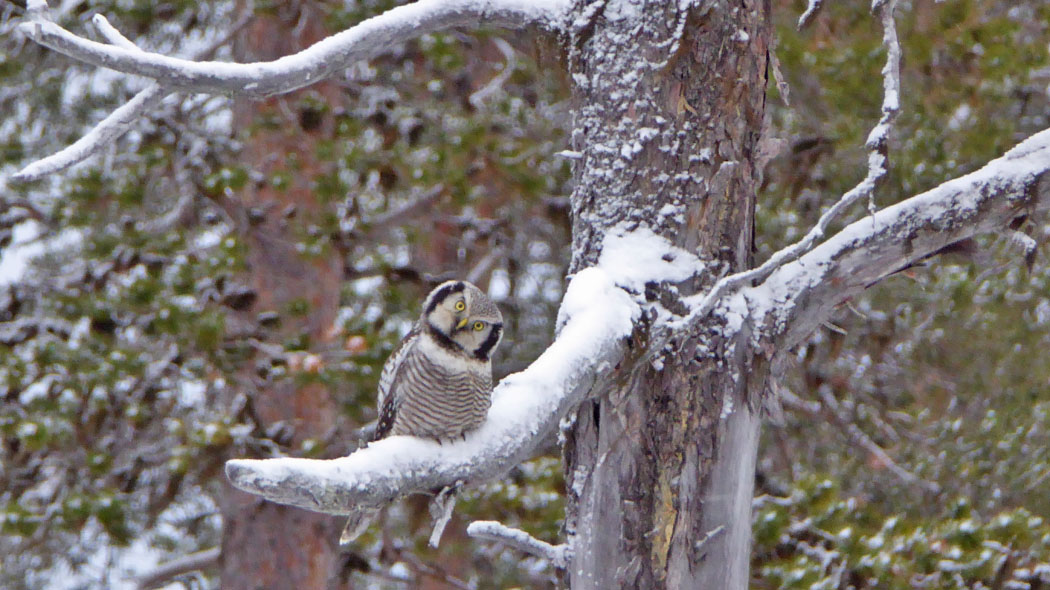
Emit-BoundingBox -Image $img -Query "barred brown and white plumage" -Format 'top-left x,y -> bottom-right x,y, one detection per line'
340,280 -> 503,544
372,279 -> 503,441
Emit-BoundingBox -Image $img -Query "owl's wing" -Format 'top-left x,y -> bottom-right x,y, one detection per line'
373,391 -> 398,441
377,323 -> 420,409
373,323 -> 420,441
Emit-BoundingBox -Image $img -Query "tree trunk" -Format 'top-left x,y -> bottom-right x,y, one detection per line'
218,3 -> 346,588
563,1 -> 770,587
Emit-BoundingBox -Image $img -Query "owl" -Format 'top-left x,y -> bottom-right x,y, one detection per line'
372,280 -> 504,441
340,281 -> 503,544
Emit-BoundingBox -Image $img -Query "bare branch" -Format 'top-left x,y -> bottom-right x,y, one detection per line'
469,37 -> 517,108
427,486 -> 458,548
17,0 -> 569,99
359,185 -> 446,234
745,128 -> 1050,352
466,520 -> 571,568
132,547 -> 220,590
782,386 -> 939,493
816,388 -> 938,493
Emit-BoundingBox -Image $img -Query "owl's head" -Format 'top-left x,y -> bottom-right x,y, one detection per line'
422,280 -> 503,361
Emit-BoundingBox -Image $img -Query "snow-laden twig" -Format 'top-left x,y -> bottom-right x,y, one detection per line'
225,230 -> 699,525
747,127 -> 1050,351
12,86 -> 169,182
466,521 -> 572,568
469,38 -> 517,108
797,0 -> 825,30
17,0 -> 569,99
667,0 -> 902,336
12,12 -> 252,182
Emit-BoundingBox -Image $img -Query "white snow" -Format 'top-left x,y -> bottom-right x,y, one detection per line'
20,376 -> 55,404
0,221 -> 44,285
177,380 -> 206,407
596,227 -> 703,293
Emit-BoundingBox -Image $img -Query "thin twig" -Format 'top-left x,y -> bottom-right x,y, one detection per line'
469,37 -> 517,108
132,547 -> 220,590
669,0 -> 902,334
797,0 -> 825,30
814,388 -> 940,494
361,185 -> 445,234
467,520 -> 572,569
427,485 -> 458,548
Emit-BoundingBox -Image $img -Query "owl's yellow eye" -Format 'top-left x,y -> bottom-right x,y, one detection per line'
473,321 -> 485,331
454,300 -> 466,311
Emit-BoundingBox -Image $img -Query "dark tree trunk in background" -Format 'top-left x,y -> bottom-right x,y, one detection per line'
563,1 -> 770,587
218,3 -> 346,588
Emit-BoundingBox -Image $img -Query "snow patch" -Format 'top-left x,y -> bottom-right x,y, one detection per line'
597,227 -> 703,292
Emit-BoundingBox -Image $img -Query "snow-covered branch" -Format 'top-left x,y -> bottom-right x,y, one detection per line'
12,12 -> 252,182
225,230 -> 700,519
225,267 -> 633,514
797,0 -> 824,30
675,0 -> 901,328
17,0 -> 568,99
744,128 -> 1050,351
466,521 -> 571,568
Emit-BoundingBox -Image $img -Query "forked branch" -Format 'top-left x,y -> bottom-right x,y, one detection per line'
13,11 -> 252,182
747,128 -> 1050,351
17,0 -> 569,98
13,0 -> 567,182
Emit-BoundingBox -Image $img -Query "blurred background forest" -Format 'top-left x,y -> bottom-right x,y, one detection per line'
2,0 -> 1050,588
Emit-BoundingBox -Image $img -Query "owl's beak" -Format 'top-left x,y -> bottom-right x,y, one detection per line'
455,317 -> 469,331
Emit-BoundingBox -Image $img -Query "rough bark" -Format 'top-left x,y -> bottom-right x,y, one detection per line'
562,1 -> 771,588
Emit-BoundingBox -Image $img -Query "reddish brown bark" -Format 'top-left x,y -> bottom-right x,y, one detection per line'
219,3 -> 345,589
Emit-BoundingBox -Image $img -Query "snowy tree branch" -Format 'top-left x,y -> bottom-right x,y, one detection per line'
466,521 -> 572,568
12,85 -> 169,182
744,128 -> 1050,352
16,0 -> 569,99
674,0 -> 901,329
11,12 -> 252,182
797,0 -> 824,30
226,266 -> 635,515
225,230 -> 700,521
